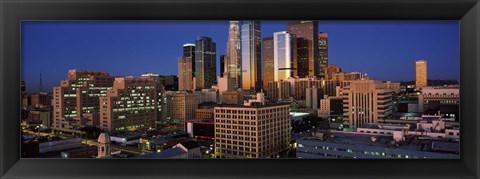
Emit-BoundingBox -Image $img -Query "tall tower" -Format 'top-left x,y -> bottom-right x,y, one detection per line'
195,36 -> 217,89
183,43 -> 196,78
178,57 -> 193,91
273,31 -> 295,81
240,21 -> 262,93
220,55 -> 226,77
415,59 -> 428,88
226,21 -> 242,89
288,21 -> 319,78
97,133 -> 111,158
263,37 -> 274,91
318,32 -> 328,79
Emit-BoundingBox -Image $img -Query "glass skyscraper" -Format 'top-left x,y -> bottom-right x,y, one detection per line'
227,21 -> 242,89
195,36 -> 217,89
273,31 -> 295,81
240,21 -> 262,93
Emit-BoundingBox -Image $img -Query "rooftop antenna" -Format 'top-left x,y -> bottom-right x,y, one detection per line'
39,72 -> 43,92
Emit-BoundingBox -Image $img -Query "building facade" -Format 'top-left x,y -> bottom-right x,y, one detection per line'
226,21 -> 242,89
99,76 -> 163,133
273,31 -> 295,81
318,32 -> 329,79
415,59 -> 428,88
195,36 -> 217,89
263,37 -> 274,91
178,57 -> 193,91
287,21 -> 319,78
214,104 -> 291,158
240,21 -> 262,93
52,70 -> 115,134
183,43 -> 196,78
341,80 -> 393,129
166,92 -> 200,126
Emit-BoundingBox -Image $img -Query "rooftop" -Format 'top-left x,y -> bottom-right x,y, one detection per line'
132,147 -> 185,159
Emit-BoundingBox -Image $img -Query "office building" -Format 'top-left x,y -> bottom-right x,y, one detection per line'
266,80 -> 291,101
178,57 -> 193,91
263,37 -> 274,90
52,70 -> 115,134
217,76 -> 235,94
183,43 -> 196,77
214,103 -> 291,158
31,92 -> 50,107
273,31 -> 295,81
288,21 -> 319,78
318,32 -> 329,79
221,88 -> 244,105
195,36 -> 217,89
306,86 -> 322,110
416,59 -> 428,88
166,92 -> 200,125
318,95 -> 344,120
99,76 -> 163,133
419,86 -> 459,119
227,21 -> 242,89
240,21 -> 262,93
287,76 -> 321,100
341,80 -> 393,129
384,81 -> 401,93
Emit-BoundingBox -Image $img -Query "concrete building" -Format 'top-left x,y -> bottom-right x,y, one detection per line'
217,76 -> 235,94
318,95 -> 344,120
419,86 -> 459,119
287,76 -> 321,100
28,110 -> 51,128
266,80 -> 291,101
221,88 -> 244,105
99,76 -> 162,133
288,21 -> 319,78
341,80 -> 393,129
263,37 -> 274,91
240,21 -> 262,93
195,36 -> 217,89
416,59 -> 428,88
318,32 -> 328,79
31,92 -> 50,107
195,89 -> 218,104
178,57 -> 194,91
384,81 -> 401,93
306,86 -> 322,110
214,103 -> 291,158
195,107 -> 214,119
52,70 -> 115,134
166,92 -> 200,126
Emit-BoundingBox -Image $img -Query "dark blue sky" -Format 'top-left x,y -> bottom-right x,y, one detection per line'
22,21 -> 459,93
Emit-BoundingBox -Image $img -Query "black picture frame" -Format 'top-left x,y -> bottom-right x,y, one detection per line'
1,0 -> 479,178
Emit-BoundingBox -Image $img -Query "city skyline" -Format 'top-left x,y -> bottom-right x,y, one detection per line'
21,21 -> 459,92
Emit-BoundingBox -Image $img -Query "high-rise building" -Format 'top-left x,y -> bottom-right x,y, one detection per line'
52,70 -> 115,133
273,31 -> 295,81
220,55 -> 226,77
183,43 -> 196,77
178,57 -> 193,91
166,92 -> 200,126
318,32 -> 328,79
416,59 -> 428,88
99,76 -> 163,133
226,21 -> 242,89
240,21 -> 262,93
306,86 -> 322,109
341,80 -> 393,129
31,92 -> 50,107
288,21 -> 319,78
287,76 -> 321,100
263,37 -> 274,91
195,36 -> 217,89
214,103 -> 291,158
266,80 -> 291,101
325,64 -> 342,80
217,76 -> 235,94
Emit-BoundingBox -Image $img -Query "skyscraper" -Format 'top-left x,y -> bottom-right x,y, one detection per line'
240,21 -> 262,93
195,36 -> 217,89
226,21 -> 242,89
341,80 -> 393,129
273,31 -> 295,81
288,21 -> 319,78
263,37 -> 274,91
220,55 -> 226,77
318,32 -> 328,79
183,43 -> 196,77
178,57 -> 193,91
416,59 -> 428,88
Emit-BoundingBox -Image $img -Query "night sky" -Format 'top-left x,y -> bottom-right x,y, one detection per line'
21,21 -> 459,93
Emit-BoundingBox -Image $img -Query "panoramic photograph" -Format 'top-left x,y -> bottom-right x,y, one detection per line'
20,20 -> 460,159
